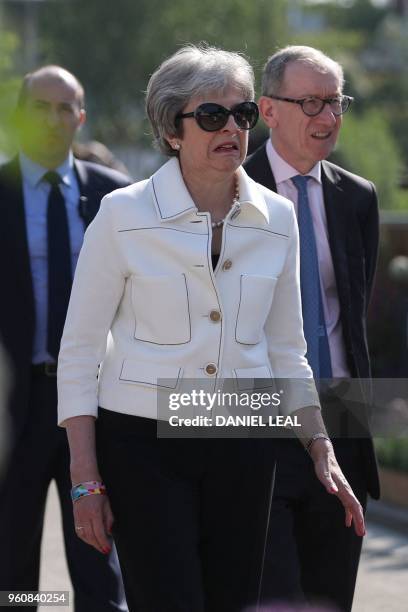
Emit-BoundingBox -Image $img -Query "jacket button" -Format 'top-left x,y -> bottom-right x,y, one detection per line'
222,259 -> 232,271
205,363 -> 218,376
209,310 -> 221,322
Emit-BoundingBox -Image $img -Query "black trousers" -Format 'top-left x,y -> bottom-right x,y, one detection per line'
260,437 -> 367,612
96,408 -> 276,612
0,374 -> 126,612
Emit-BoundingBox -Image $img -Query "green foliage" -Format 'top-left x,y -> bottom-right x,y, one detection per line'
375,438 -> 408,473
0,31 -> 20,156
394,189 -> 408,211
3,0 -> 407,192
289,27 -> 365,58
302,2 -> 408,177
297,0 -> 386,67
364,16 -> 408,168
37,0 -> 287,143
304,0 -> 387,35
332,110 -> 403,209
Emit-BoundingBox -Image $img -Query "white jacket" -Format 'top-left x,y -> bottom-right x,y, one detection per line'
57,158 -> 318,424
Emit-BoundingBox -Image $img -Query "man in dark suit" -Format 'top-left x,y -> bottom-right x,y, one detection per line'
244,46 -> 379,612
0,65 -> 130,611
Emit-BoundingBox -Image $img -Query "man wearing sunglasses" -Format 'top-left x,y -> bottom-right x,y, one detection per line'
244,45 -> 379,612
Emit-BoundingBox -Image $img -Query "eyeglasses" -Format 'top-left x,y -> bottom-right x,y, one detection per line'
268,95 -> 354,117
175,101 -> 259,132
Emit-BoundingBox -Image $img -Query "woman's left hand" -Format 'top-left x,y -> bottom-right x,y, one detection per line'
310,438 -> 366,537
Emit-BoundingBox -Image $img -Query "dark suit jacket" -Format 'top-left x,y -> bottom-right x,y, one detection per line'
0,156 -> 131,443
244,142 -> 380,498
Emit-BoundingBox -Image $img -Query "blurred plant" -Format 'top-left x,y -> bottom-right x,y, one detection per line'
363,15 -> 408,170
375,438 -> 408,473
271,3 -> 407,210
0,31 -> 20,157
37,0 -> 287,144
331,109 -> 403,209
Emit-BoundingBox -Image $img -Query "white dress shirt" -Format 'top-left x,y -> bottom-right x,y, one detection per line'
266,140 -> 350,377
20,151 -> 84,363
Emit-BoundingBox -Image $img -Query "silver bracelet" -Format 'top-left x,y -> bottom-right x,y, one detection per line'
306,433 -> 331,454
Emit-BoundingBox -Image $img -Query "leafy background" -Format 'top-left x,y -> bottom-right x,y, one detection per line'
1,0 -> 407,471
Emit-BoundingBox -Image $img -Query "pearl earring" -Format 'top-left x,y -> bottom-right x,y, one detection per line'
173,142 -> 181,150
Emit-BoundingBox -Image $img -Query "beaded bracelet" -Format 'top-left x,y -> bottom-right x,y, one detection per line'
306,433 -> 331,455
71,480 -> 106,503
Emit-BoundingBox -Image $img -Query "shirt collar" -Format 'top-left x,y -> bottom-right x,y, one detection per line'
150,157 -> 269,224
266,139 -> 321,185
19,150 -> 75,189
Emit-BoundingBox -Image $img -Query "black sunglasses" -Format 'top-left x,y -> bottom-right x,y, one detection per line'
175,101 -> 259,132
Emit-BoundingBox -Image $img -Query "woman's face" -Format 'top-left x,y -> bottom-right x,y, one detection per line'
175,86 -> 250,181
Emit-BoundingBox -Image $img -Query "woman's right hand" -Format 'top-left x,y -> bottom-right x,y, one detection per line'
310,438 -> 366,537
73,492 -> 114,554
64,416 -> 113,554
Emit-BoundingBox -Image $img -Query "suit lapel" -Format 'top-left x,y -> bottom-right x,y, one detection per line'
244,143 -> 277,192
248,150 -> 352,308
321,161 -> 353,343
246,148 -> 357,373
0,158 -> 35,316
74,159 -> 100,227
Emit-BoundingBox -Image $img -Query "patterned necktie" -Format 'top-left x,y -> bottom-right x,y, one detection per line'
43,171 -> 72,360
292,174 -> 332,379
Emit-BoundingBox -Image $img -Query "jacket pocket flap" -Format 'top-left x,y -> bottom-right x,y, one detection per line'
235,275 -> 278,345
119,360 -> 182,389
233,365 -> 273,392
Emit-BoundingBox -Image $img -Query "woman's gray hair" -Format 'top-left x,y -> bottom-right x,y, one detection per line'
261,45 -> 344,97
146,44 -> 255,157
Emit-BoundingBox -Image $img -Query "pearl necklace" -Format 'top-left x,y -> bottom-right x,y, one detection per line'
211,176 -> 240,229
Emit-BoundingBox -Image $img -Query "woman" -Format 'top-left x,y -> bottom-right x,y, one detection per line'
58,45 -> 364,612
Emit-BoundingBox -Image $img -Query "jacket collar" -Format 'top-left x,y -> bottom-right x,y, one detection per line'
19,151 -> 74,188
237,166 -> 270,223
150,157 -> 269,224
266,140 -> 322,186
73,159 -> 101,226
243,141 -> 277,192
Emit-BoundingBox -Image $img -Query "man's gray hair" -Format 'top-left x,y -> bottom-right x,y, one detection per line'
146,44 -> 255,157
261,45 -> 344,97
